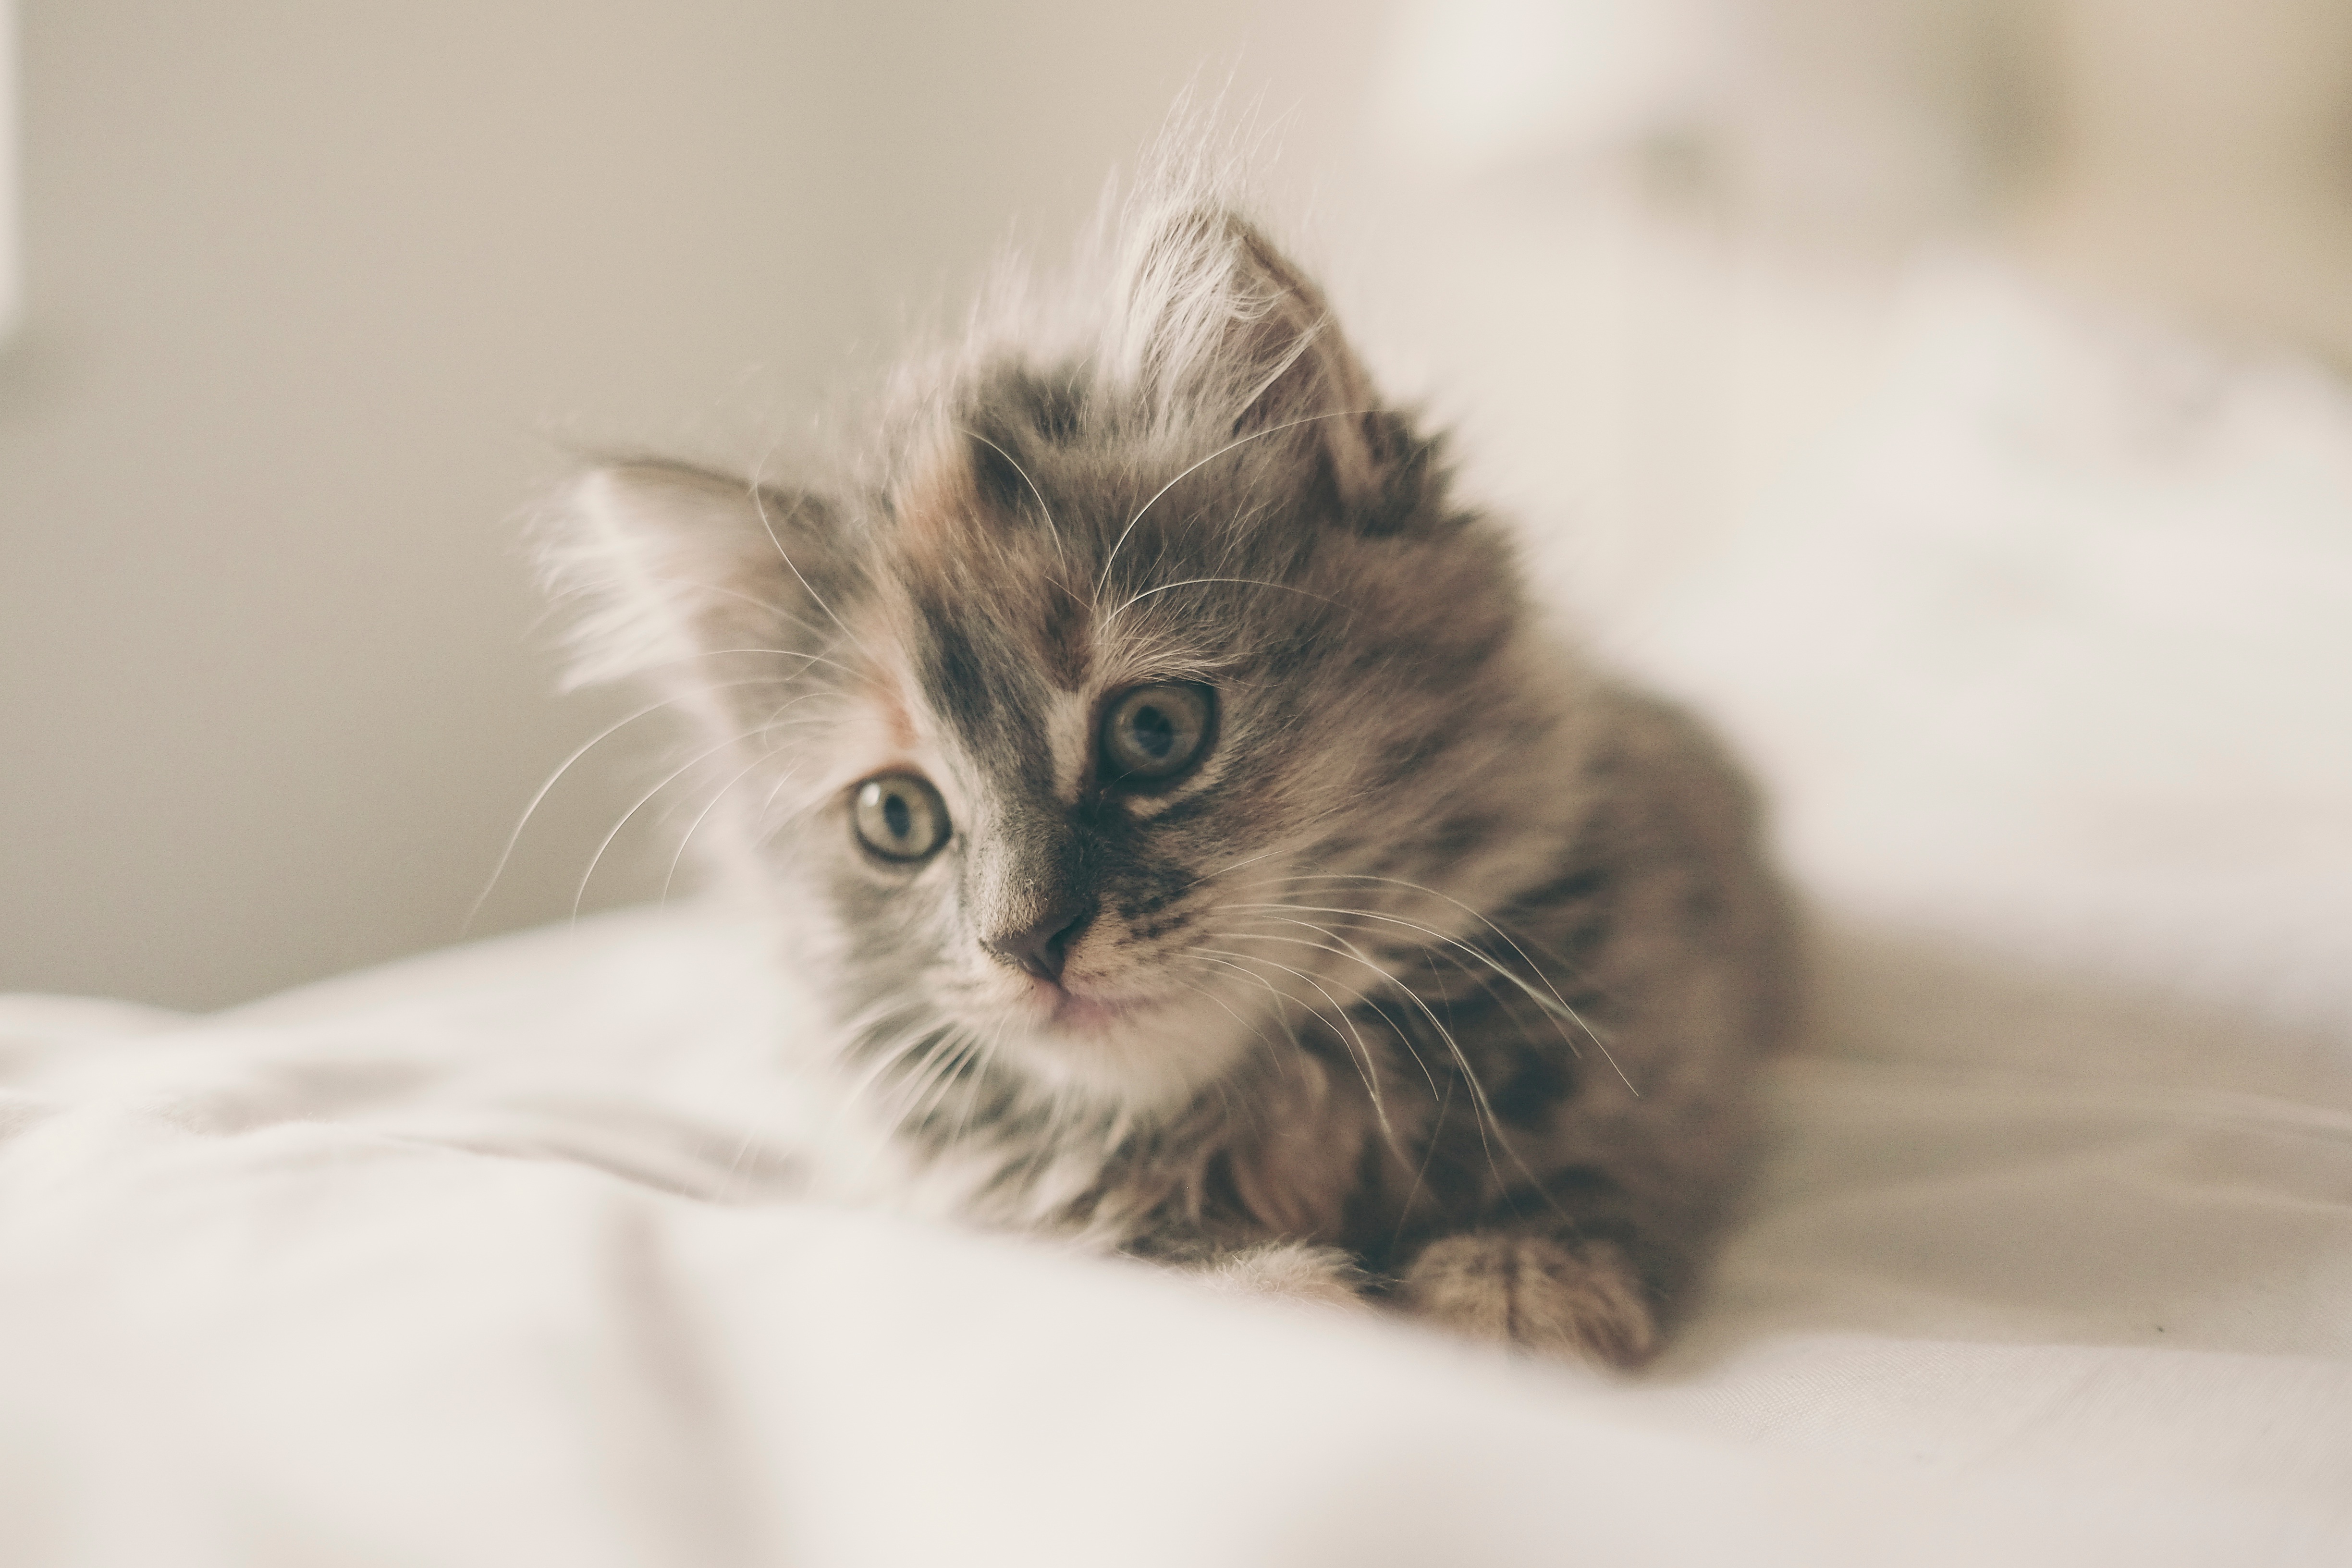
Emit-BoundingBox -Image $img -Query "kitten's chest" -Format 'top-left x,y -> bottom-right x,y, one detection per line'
902,1029 -> 1541,1255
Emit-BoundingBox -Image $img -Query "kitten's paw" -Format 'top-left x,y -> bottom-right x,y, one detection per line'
1399,1235 -> 1658,1367
1187,1242 -> 1370,1314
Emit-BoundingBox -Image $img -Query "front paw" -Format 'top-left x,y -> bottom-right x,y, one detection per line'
1187,1242 -> 1371,1314
1399,1234 -> 1658,1367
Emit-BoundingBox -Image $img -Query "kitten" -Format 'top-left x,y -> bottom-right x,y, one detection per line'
554,179 -> 1799,1366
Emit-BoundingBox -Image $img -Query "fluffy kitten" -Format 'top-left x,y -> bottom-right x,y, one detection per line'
556,181 -> 1798,1366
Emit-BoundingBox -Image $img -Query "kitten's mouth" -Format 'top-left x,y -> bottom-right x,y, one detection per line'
1020,979 -> 1161,1034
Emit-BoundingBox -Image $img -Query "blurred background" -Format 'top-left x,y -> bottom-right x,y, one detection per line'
3,0 -> 2347,1013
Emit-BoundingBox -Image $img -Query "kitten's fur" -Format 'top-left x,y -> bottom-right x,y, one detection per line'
555,174 -> 1798,1365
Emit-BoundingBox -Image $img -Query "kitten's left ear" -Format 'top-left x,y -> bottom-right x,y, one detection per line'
549,460 -> 837,699
1122,206 -> 1392,518
1220,218 -> 1384,511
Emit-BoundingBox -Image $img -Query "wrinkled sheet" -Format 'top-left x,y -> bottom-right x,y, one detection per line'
3,901 -> 2347,1567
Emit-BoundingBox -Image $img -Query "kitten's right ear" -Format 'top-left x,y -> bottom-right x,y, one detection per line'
549,460 -> 836,693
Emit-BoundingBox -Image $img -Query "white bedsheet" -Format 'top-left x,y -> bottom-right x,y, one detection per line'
9,262 -> 2350,1565
2,898 -> 2347,1566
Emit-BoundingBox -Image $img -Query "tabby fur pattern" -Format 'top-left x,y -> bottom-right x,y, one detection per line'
555,175 -> 1799,1365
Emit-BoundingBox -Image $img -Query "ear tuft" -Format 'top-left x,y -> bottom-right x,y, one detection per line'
1112,203 -> 1384,514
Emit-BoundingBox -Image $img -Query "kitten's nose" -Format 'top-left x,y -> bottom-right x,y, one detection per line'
983,898 -> 1090,983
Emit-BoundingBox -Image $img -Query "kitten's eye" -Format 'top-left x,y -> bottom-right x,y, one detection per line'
851,773 -> 951,862
1100,683 -> 1215,785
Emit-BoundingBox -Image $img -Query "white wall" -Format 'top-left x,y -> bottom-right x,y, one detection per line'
0,1 -> 1378,1007
8,0 -> 2338,1010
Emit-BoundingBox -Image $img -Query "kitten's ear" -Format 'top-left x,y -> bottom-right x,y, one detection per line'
1118,205 -> 1384,514
550,460 -> 835,693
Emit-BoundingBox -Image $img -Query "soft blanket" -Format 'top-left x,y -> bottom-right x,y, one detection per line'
1,899 -> 2346,1566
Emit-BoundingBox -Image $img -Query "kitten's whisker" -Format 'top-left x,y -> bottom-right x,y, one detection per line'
900,1031 -> 983,1138
1210,920 -> 1565,1215
742,456 -> 884,667
1093,407 -> 1381,601
946,1022 -> 1011,1152
958,1028 -> 1012,1145
653,690 -> 839,902
1204,921 -> 1439,1090
623,580 -> 853,671
1390,1067 -> 1457,1254
1171,955 -> 1347,1122
842,1005 -> 934,1069
1208,923 -> 1466,1125
713,1090 -> 805,1206
1191,946 -> 1395,1144
570,725 -> 800,923
1265,875 -> 1617,1052
869,1029 -> 968,1145
1226,889 -> 1637,1097
462,675 -> 798,935
960,428 -> 1068,578
744,732 -> 853,842
661,752 -> 797,908
623,714 -> 830,859
1169,970 -> 1251,1034
1166,976 -> 1278,1134
884,1020 -> 988,1142
1099,576 -> 1342,638
1182,947 -> 1413,1172
842,1015 -> 952,1113
1177,843 -> 1295,894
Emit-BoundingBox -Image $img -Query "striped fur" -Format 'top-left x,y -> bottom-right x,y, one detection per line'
551,179 -> 1799,1366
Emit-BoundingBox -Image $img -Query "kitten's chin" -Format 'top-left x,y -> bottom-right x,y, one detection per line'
1030,980 -> 1154,1035
984,979 -> 1249,1113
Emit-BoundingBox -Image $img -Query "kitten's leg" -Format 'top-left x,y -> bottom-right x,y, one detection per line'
1396,1231 -> 1658,1367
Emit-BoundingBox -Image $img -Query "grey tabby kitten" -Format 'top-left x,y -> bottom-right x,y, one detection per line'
558,185 -> 1798,1366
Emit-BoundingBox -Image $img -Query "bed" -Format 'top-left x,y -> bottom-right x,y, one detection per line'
4,263 -> 2347,1566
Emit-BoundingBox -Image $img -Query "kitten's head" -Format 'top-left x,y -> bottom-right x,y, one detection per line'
558,197 -> 1585,1116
